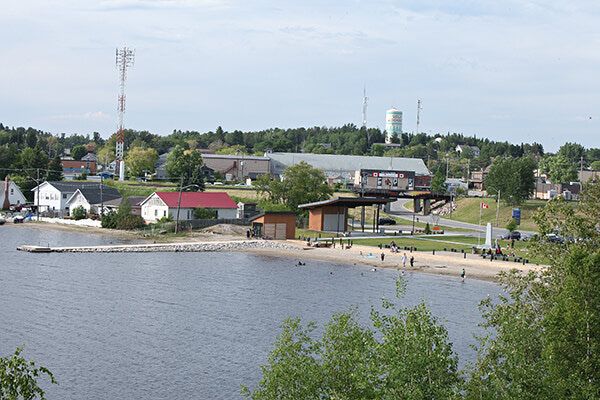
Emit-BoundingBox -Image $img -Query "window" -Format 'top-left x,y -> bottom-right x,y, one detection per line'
154,209 -> 158,217
163,210 -> 167,217
63,194 -> 67,199
10,188 -> 13,195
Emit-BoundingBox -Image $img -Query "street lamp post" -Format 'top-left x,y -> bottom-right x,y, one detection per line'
174,181 -> 201,234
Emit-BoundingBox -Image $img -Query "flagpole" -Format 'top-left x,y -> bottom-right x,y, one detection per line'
478,201 -> 482,247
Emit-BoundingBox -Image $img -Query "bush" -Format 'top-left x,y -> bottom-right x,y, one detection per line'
424,222 -> 432,234
71,206 -> 86,220
506,218 -> 518,232
101,201 -> 145,230
194,208 -> 216,219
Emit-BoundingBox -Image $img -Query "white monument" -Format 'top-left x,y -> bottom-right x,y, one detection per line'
484,223 -> 493,249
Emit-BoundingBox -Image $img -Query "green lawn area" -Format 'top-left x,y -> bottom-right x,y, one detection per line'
447,197 -> 547,232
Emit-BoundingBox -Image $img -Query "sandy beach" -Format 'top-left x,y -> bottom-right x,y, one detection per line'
13,221 -> 543,281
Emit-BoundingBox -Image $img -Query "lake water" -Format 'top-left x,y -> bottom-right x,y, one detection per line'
0,224 -> 500,399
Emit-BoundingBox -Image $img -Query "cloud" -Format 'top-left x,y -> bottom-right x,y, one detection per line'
94,0 -> 229,11
50,111 -> 112,121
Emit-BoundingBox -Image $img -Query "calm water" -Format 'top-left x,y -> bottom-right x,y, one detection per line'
0,225 -> 499,399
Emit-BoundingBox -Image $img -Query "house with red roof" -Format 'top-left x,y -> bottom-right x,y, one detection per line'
140,191 -> 238,223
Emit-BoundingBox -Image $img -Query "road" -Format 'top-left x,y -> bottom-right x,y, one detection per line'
387,199 -> 536,237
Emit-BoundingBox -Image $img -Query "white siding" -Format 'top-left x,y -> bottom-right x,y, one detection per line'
0,182 -> 27,206
140,194 -> 169,223
216,208 -> 237,219
67,193 -> 91,215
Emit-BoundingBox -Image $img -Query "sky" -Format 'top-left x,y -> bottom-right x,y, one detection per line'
1,0 -> 600,151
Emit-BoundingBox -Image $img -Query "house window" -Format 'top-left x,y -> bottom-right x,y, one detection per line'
154,209 -> 158,217
10,189 -> 13,195
163,210 -> 167,217
63,194 -> 67,199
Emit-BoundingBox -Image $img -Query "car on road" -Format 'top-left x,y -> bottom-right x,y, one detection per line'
502,231 -> 522,240
378,217 -> 397,225
545,233 -> 564,244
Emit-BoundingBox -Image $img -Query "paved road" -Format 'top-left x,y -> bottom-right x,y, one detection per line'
388,199 -> 536,237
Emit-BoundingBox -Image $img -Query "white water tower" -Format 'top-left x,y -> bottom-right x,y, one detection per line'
385,108 -> 403,143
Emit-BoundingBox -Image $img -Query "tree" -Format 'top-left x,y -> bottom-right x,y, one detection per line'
71,206 -> 86,220
244,278 -> 462,399
557,142 -> 585,165
539,154 -> 577,184
431,168 -> 446,193
255,162 -> 333,211
101,200 -> 145,230
485,157 -> 536,205
506,218 -> 517,233
165,145 -> 206,191
71,145 -> 86,161
590,160 -> 600,171
46,156 -> 63,181
193,208 -> 216,219
96,145 -> 115,167
0,348 -> 56,400
125,146 -> 158,178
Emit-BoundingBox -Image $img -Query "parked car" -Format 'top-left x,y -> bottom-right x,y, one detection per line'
546,233 -> 564,244
502,231 -> 521,240
378,217 -> 396,225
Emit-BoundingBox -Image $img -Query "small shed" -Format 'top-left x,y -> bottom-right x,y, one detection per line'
250,212 -> 296,240
298,197 -> 389,233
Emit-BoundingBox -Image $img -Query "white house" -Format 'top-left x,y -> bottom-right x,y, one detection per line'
140,191 -> 238,223
31,181 -> 115,216
1,178 -> 27,208
65,186 -> 121,216
455,144 -> 481,158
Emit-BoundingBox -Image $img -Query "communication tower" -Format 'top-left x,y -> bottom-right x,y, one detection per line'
362,86 -> 368,127
115,47 -> 135,181
416,99 -> 422,134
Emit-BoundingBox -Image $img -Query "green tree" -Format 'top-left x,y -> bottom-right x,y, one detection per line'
165,145 -> 205,191
0,348 -> 56,400
46,156 -> 63,181
125,146 -> 158,178
70,145 -> 86,161
431,168 -> 446,193
485,157 -> 536,205
193,208 -> 216,219
590,160 -> 600,171
506,218 -> 517,232
557,142 -> 585,165
539,154 -> 577,184
71,205 -> 86,220
244,278 -> 462,399
256,162 -> 333,211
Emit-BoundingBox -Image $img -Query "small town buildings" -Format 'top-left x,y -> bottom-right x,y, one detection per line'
61,158 -> 97,178
102,196 -> 146,216
250,212 -> 297,239
299,197 -> 389,233
579,170 -> 600,183
66,186 -> 122,216
31,181 -> 112,216
445,178 -> 468,194
140,191 -> 237,223
469,165 -> 492,191
237,202 -> 259,219
1,177 -> 27,209
455,144 -> 481,158
201,154 -> 270,181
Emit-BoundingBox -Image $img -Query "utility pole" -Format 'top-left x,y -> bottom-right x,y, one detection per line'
416,99 -> 422,134
495,189 -> 501,227
100,175 -> 104,218
36,168 -> 40,221
175,176 -> 184,234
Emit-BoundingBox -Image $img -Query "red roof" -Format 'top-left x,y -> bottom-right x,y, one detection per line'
155,192 -> 237,209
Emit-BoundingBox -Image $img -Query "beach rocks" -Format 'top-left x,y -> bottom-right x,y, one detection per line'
40,240 -> 297,253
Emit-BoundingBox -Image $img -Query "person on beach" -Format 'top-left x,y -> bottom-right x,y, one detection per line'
401,253 -> 407,269
381,253 -> 385,262
461,268 -> 466,283
246,229 -> 251,239
410,256 -> 414,268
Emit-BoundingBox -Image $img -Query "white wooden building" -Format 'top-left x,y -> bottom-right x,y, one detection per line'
140,191 -> 237,223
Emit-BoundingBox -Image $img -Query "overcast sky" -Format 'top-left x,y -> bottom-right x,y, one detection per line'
1,0 -> 599,151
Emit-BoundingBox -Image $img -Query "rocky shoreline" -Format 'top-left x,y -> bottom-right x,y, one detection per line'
18,240 -> 299,253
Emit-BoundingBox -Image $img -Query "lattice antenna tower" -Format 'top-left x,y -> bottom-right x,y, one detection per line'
115,47 -> 135,181
416,99 -> 422,134
362,86 -> 368,127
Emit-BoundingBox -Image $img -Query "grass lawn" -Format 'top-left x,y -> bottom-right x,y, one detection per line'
447,197 -> 547,232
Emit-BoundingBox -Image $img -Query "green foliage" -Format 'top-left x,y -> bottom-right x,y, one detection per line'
431,168 -> 446,193
101,201 -> 145,230
485,157 -> 536,205
244,278 -> 462,399
0,347 -> 56,400
70,145 -> 87,161
591,160 -> 600,170
506,218 -> 518,232
125,146 -> 158,178
193,207 -> 216,219
255,162 -> 332,212
46,156 -> 63,181
539,154 -> 577,184
71,205 -> 86,220
165,146 -> 205,191
424,222 -> 432,234
215,145 -> 248,155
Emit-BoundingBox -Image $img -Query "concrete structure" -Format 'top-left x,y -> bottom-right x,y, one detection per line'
140,191 -> 237,223
250,212 -> 297,239
385,108 -> 403,143
32,181 -> 114,216
299,197 -> 389,233
267,152 -> 430,183
1,177 -> 27,209
66,186 -> 121,216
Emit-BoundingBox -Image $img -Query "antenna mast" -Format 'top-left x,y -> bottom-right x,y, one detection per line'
416,99 -> 422,134
362,86 -> 368,127
115,46 -> 135,181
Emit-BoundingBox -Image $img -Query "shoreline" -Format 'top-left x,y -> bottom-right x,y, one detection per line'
11,222 -> 543,282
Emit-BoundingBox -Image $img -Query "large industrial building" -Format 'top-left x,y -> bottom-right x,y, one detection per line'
266,152 -> 430,183
385,108 -> 403,143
